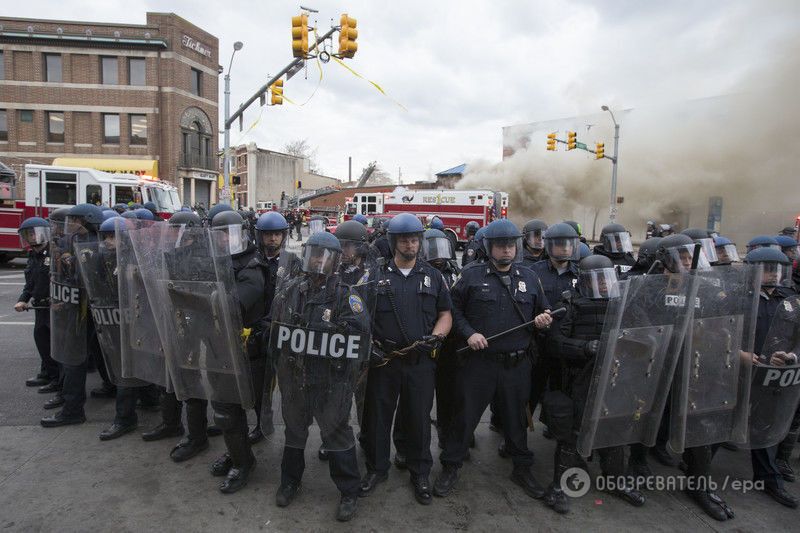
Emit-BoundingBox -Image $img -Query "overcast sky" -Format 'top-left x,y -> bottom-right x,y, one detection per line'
10,0 -> 797,182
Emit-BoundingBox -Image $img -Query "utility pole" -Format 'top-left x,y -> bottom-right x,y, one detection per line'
602,105 -> 620,222
222,41 -> 243,206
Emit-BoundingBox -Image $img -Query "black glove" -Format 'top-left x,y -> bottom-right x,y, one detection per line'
584,339 -> 600,358
422,334 -> 445,350
370,342 -> 389,368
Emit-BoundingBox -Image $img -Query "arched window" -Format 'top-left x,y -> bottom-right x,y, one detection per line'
180,108 -> 214,169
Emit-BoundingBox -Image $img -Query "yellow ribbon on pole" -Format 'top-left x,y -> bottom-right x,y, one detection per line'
332,57 -> 407,111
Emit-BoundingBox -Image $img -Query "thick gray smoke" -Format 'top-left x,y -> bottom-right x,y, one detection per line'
459,34 -> 799,245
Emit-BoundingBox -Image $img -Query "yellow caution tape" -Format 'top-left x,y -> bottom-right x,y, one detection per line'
332,57 -> 407,111
241,327 -> 252,344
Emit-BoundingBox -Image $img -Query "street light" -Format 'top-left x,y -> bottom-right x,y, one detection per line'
601,105 -> 620,222
223,41 -> 244,207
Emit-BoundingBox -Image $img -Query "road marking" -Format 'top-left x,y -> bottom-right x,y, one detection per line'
0,282 -> 24,285
0,321 -> 34,325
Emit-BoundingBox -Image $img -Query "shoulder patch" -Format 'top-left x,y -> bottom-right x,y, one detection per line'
43,257 -> 50,267
784,299 -> 794,313
349,294 -> 364,313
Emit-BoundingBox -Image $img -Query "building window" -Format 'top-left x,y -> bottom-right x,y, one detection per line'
44,54 -> 62,82
19,110 -> 34,123
47,111 -> 64,142
190,68 -> 201,96
86,184 -> 102,205
103,114 -> 120,144
129,114 -> 147,145
0,110 -> 7,141
101,56 -> 119,85
114,186 -> 136,205
129,58 -> 145,86
0,51 -> 5,80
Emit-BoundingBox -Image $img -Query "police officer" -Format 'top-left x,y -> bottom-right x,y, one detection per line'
527,223 -> 581,447
250,211 -> 290,442
462,226 -> 488,269
461,222 -> 482,267
435,219 -> 552,500
205,210 -> 266,493
745,248 -> 799,508
563,220 -> 588,244
142,201 -> 164,221
774,235 -> 800,291
16,217 -> 58,391
521,219 -> 548,266
713,236 -> 740,266
593,223 -> 636,273
360,213 -> 452,505
41,203 -> 105,427
544,255 -> 645,513
141,211 -> 217,461
272,232 -> 367,521
627,237 -> 663,276
371,218 -> 393,261
747,235 -> 780,253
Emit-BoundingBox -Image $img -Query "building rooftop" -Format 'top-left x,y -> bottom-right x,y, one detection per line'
435,163 -> 467,176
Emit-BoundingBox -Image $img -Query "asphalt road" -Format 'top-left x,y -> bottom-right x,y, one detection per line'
0,253 -> 798,532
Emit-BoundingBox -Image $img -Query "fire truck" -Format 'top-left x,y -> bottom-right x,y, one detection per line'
0,164 -> 181,263
344,187 -> 509,249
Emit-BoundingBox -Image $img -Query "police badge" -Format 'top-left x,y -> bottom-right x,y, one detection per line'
424,275 -> 431,288
322,308 -> 332,322
518,280 -> 527,292
44,257 -> 50,267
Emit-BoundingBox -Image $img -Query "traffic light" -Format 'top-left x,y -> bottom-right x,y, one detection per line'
338,14 -> 358,58
270,79 -> 284,105
595,142 -> 605,159
292,14 -> 309,58
232,174 -> 241,185
546,133 -> 557,151
566,131 -> 577,150
295,180 -> 302,189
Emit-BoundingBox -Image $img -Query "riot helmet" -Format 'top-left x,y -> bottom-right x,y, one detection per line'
635,237 -> 662,270
600,223 -> 633,254
387,213 -> 424,261
745,248 -> 792,288
713,236 -> 740,265
335,220 -> 370,265
578,255 -> 620,299
210,210 -> 248,256
657,234 -> 711,273
309,214 -> 328,235
543,222 -> 580,261
774,235 -> 799,262
423,228 -> 452,264
483,219 -> 522,267
747,235 -> 780,253
429,216 -> 444,231
255,211 -> 289,258
18,217 -> 50,249
302,231 -> 342,276
681,228 -> 718,263
465,220 -> 480,238
522,219 -> 547,250
66,203 -> 104,234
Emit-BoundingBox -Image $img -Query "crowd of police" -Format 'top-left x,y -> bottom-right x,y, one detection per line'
13,201 -> 800,522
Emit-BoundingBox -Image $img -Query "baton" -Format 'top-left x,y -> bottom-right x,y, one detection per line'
456,307 -> 567,354
690,242 -> 702,270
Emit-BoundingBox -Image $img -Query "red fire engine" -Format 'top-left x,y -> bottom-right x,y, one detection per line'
0,164 -> 181,263
344,188 -> 508,248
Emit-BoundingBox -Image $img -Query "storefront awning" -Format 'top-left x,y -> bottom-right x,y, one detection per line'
52,158 -> 158,178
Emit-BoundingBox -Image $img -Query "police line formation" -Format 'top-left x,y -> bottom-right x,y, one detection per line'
13,202 -> 800,522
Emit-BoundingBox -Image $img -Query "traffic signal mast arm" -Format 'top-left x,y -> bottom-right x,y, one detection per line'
225,25 -> 338,130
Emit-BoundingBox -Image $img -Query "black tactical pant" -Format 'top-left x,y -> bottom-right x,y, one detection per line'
777,405 -> 800,463
34,308 -> 59,380
434,343 -> 458,443
363,355 -> 436,478
441,354 -> 534,469
278,366 -> 361,495
752,445 -> 783,490
212,400 -> 253,469
114,384 -> 160,426
161,391 -> 208,441
61,320 -> 102,418
683,444 -> 721,483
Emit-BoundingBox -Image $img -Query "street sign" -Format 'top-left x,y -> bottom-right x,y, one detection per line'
576,142 -> 587,150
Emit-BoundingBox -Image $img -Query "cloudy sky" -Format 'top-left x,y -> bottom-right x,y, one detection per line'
11,0 -> 797,182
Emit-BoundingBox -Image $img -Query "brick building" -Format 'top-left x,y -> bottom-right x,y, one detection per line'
0,13 -> 220,207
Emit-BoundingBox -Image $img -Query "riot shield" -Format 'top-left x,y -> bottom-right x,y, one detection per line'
117,220 -> 169,387
267,248 -> 374,451
577,273 -> 696,456
669,264 -> 759,453
49,221 -> 88,366
142,225 -> 253,407
74,237 -> 148,387
746,294 -> 800,449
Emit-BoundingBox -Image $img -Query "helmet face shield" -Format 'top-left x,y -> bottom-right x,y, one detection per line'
781,244 -> 800,261
340,238 -> 369,265
602,231 -> 633,254
663,244 -> 711,273
424,237 -> 453,262
580,268 -> 620,299
525,229 -> 544,250
212,224 -> 247,255
65,215 -> 88,234
759,262 -> 792,287
694,237 -> 718,264
544,236 -> 580,261
715,243 -> 740,264
485,236 -> 522,266
302,245 -> 341,275
747,242 -> 780,253
19,226 -> 50,248
309,218 -> 326,235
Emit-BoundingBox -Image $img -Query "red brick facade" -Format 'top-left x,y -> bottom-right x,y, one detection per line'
0,13 -> 220,207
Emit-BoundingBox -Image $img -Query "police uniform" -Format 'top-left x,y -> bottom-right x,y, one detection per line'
521,246 -> 547,268
19,242 -> 58,382
275,275 -> 367,497
461,237 -> 482,267
362,259 -> 451,481
592,244 -> 636,274
256,252 -> 281,433
440,263 -> 547,470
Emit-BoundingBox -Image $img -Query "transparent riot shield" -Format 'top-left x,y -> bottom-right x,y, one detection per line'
49,221 -> 88,366
74,237 -> 147,387
669,264 -> 759,453
146,225 -> 253,407
117,220 -> 168,388
577,273 -> 696,457
267,248 -> 374,451
746,294 -> 800,449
